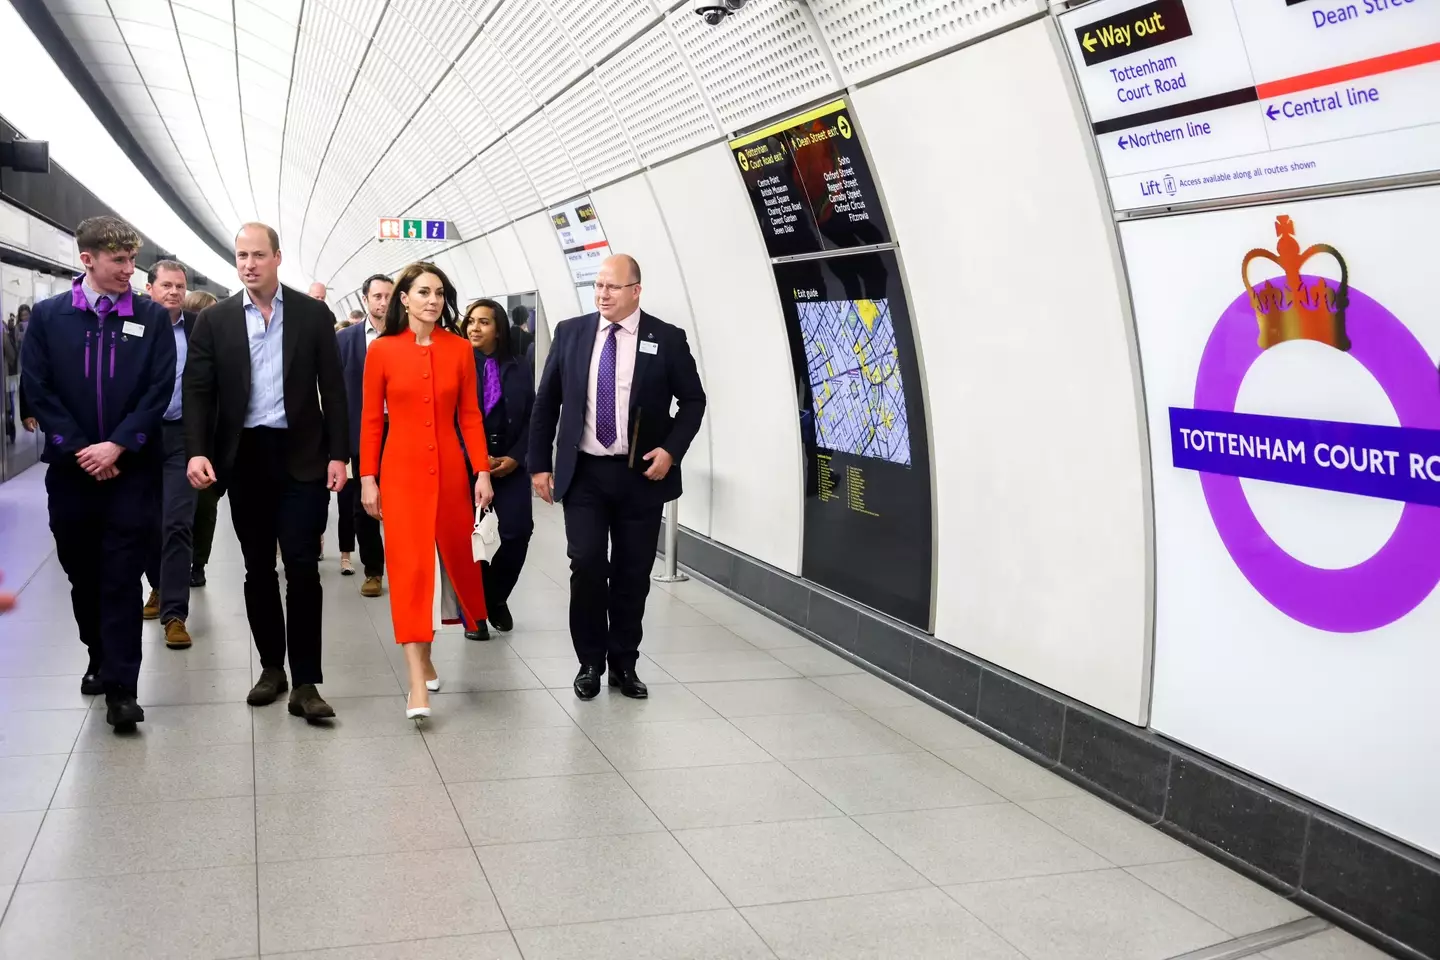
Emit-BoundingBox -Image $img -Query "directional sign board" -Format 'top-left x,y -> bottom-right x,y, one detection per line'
1059,0 -> 1440,211
549,196 -> 610,285
377,218 -> 448,240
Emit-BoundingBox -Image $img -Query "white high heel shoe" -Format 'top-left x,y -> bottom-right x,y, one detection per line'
426,676 -> 442,692
405,692 -> 431,720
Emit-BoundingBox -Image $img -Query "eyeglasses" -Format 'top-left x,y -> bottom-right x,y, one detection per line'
593,282 -> 638,294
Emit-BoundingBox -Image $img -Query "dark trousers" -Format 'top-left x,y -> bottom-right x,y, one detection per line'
562,455 -> 665,672
192,486 -> 219,568
227,428 -> 329,685
481,465 -> 534,609
47,459 -> 158,692
336,480 -> 357,552
144,420 -> 197,622
349,464 -> 385,576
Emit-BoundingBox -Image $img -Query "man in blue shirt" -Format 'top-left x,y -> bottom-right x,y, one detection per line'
20,216 -> 175,730
139,260 -> 199,650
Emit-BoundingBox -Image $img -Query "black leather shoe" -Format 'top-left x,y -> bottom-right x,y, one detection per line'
189,566 -> 206,587
81,671 -> 103,696
105,693 -> 144,729
608,667 -> 648,699
465,622 -> 490,642
488,602 -> 513,633
288,684 -> 336,720
573,665 -> 602,700
247,667 -> 289,706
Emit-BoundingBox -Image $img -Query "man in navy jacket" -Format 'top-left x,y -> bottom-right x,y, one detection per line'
20,216 -> 175,729
336,273 -> 391,595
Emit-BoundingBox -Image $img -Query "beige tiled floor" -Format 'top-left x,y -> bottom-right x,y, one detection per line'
0,468 -> 1390,959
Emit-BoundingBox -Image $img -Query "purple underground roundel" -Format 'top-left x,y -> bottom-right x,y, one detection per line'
1190,278 -> 1440,633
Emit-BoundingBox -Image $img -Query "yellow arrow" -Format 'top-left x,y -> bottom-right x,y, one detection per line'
1082,32 -> 1097,52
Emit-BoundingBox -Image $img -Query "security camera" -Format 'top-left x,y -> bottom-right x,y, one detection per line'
692,0 -> 746,25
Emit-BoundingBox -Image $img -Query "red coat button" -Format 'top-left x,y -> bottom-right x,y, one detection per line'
422,372 -> 429,379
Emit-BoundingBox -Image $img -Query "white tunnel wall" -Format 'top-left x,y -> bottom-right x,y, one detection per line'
512,210 -> 583,332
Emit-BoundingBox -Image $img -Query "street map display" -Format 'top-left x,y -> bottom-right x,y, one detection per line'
798,298 -> 911,467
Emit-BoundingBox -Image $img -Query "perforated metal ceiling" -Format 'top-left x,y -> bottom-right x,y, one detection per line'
39,0 -> 1044,293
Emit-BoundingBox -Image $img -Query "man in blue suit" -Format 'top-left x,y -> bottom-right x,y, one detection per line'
20,216 -> 176,729
336,273 -> 392,596
529,255 -> 706,701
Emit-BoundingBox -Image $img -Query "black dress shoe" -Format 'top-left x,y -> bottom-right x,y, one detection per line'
488,601 -> 513,633
189,566 -> 206,587
105,693 -> 144,729
247,667 -> 288,706
465,622 -> 490,642
288,684 -> 336,720
608,667 -> 648,699
573,665 -> 602,700
81,671 -> 103,696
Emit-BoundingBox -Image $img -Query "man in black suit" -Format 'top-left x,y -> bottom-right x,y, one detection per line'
530,255 -> 706,701
510,304 -> 534,359
336,273 -> 392,596
183,223 -> 348,720
140,260 -> 200,650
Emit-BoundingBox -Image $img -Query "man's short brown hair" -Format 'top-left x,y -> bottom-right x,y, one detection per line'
76,216 -> 141,255
236,222 -> 280,252
147,259 -> 187,285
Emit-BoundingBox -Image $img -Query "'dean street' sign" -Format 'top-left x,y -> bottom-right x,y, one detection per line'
378,218 -> 448,241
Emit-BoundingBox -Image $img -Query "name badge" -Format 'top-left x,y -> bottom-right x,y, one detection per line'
639,340 -> 658,355
122,321 -> 146,338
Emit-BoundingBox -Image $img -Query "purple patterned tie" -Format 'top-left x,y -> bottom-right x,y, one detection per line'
595,323 -> 620,448
96,295 -> 113,319
482,356 -> 501,415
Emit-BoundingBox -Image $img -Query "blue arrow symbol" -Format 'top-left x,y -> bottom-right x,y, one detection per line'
1118,136 -> 1128,151
1266,105 -> 1280,120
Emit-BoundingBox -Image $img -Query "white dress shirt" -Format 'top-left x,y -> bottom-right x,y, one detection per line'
580,308 -> 641,456
242,284 -> 287,429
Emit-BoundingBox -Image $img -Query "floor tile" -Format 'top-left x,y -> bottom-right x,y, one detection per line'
135,667 -> 256,706
0,811 -> 42,886
505,631 -> 581,660
521,654 -> 676,688
813,673 -> 918,712
0,640 -> 91,679
311,664 -> 403,699
946,869 -> 1229,960
1021,795 -> 1201,868
1262,929 -> 1396,960
766,643 -> 862,677
0,864 -> 258,960
449,772 -> 661,845
23,795 -> 255,881
263,931 -> 522,959
641,600 -> 715,627
687,678 -> 856,718
732,711 -> 923,762
939,744 -> 1084,802
251,696 -> 415,742
1128,858 -> 1310,936
585,717 -> 771,770
789,752 -> 1002,814
513,909 -> 773,960
52,742 -> 254,808
421,661 -> 543,693
425,726 -> 611,782
0,675 -> 95,711
0,709 -> 88,757
74,701 -> 252,753
0,754 -> 67,812
648,650 -> 799,682
625,761 -> 840,829
638,625 -> 758,654
406,633 -> 519,665
693,605 -> 809,649
552,682 -> 719,729
477,832 -> 727,929
259,847 -> 505,954
867,705 -> 994,753
742,888 -> 1025,960
413,689 -> 575,734
856,804 -> 1109,885
138,639 -> 255,674
678,816 -> 926,906
256,784 -> 468,862
254,736 -> 439,795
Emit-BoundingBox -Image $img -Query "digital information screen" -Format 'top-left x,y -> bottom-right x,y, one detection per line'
1059,0 -> 1440,211
774,250 -> 932,628
549,195 -> 610,285
730,100 -> 891,259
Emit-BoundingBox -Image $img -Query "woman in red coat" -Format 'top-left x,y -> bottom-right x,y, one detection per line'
358,262 -> 493,720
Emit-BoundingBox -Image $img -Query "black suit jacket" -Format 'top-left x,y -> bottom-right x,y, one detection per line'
183,286 -> 348,493
475,350 -> 534,468
529,311 -> 705,504
336,319 -> 372,462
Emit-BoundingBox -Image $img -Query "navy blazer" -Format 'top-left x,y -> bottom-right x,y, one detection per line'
529,311 -> 705,504
21,284 -> 176,467
336,320 -> 371,462
474,350 -> 534,469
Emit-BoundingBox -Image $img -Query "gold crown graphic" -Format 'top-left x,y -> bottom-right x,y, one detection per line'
1241,215 -> 1350,351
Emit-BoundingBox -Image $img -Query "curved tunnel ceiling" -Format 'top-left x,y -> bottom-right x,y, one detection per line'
30,0 -> 1042,294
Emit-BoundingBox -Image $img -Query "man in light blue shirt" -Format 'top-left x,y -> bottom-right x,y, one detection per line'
242,283 -> 287,428
141,260 -> 199,650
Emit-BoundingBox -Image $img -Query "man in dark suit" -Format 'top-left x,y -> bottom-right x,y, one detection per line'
510,304 -> 535,359
140,260 -> 200,650
530,255 -> 706,701
21,215 -> 175,729
336,273 -> 392,597
183,223 -> 348,720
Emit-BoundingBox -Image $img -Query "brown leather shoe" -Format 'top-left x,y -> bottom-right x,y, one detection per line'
142,589 -> 160,620
288,684 -> 336,720
163,618 -> 192,650
247,667 -> 288,706
360,576 -> 383,598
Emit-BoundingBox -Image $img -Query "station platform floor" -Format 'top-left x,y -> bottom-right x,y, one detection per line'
0,464 -> 1392,959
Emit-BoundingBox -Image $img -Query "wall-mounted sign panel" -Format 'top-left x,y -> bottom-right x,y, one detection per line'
1124,184 -> 1440,856
774,250 -> 931,628
730,100 -> 891,259
1060,0 -> 1440,210
549,196 -> 610,285
378,218 -> 448,240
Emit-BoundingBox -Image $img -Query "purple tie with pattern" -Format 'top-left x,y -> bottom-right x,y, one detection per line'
595,323 -> 621,449
96,295 -> 113,319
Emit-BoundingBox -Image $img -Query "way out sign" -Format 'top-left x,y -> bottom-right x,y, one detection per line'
378,218 -> 448,241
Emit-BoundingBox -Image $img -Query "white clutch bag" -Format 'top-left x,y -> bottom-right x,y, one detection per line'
472,507 -> 501,563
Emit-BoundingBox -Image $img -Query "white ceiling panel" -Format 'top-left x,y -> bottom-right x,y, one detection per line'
484,0 -> 582,104
595,20 -> 718,165
477,138 -> 540,220
554,0 -> 657,66
546,76 -> 639,189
